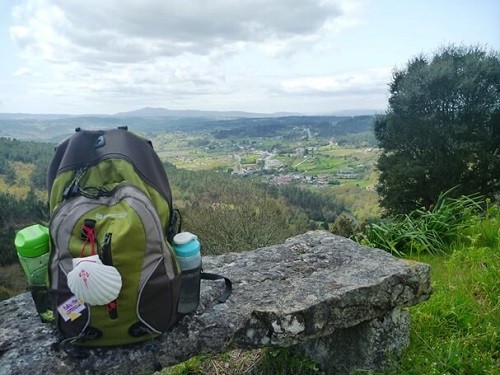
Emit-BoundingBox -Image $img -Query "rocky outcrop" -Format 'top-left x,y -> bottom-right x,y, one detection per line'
0,231 -> 431,374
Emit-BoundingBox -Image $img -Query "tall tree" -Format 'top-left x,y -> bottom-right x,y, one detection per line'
375,45 -> 500,215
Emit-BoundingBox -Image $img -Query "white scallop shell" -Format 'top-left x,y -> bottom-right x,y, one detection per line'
67,255 -> 122,306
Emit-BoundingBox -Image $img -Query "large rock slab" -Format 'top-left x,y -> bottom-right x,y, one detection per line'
0,231 -> 431,374
297,306 -> 411,373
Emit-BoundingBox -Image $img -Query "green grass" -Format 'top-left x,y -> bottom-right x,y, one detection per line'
161,348 -> 321,375
358,191 -> 484,256
393,245 -> 498,373
253,348 -> 320,374
374,200 -> 499,374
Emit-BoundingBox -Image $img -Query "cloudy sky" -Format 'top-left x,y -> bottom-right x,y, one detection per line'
1,0 -> 498,115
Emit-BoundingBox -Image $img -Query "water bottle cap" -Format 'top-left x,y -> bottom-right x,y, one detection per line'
15,224 -> 49,258
173,232 -> 200,258
173,232 -> 198,245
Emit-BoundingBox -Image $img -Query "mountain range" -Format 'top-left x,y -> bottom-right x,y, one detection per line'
0,107 -> 377,121
0,107 -> 300,121
0,107 -> 376,143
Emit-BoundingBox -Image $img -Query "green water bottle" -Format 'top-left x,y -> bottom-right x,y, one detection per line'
14,224 -> 54,322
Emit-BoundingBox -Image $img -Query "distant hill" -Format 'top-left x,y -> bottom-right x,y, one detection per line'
0,108 -> 373,142
113,107 -> 300,119
210,115 -> 375,139
323,109 -> 381,116
0,107 -> 299,121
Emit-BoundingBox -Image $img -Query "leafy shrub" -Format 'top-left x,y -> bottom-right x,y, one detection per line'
358,190 -> 483,256
0,190 -> 49,265
166,165 -> 315,255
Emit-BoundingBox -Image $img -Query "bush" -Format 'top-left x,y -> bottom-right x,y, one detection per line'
358,190 -> 483,256
0,190 -> 49,266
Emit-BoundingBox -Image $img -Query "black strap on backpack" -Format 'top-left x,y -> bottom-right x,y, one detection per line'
167,208 -> 182,244
201,272 -> 232,303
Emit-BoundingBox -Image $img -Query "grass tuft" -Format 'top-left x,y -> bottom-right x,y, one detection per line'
358,191 -> 483,256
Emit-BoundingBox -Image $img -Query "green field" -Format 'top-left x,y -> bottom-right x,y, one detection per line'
152,132 -> 382,222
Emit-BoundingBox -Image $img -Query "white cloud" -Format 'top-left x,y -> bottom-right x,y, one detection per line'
8,0 -> 368,113
13,67 -> 37,76
279,67 -> 391,96
11,0 -> 346,64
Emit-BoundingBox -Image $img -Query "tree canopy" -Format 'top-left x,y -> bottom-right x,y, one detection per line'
164,164 -> 316,254
374,45 -> 500,215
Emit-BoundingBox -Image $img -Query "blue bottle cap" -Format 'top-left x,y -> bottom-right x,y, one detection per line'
173,232 -> 198,245
173,232 -> 200,257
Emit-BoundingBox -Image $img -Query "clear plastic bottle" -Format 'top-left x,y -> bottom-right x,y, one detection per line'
173,232 -> 202,314
14,224 -> 54,322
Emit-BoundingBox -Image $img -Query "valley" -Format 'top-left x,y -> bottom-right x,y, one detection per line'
0,113 -> 382,224
151,118 -> 381,222
0,114 -> 382,300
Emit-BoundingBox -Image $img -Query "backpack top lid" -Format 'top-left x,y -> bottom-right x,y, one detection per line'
47,128 -> 172,209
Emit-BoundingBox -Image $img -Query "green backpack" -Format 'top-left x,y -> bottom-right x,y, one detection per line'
47,127 -> 182,347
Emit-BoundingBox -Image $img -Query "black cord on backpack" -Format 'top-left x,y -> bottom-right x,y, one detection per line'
201,272 -> 233,303
59,332 -> 89,359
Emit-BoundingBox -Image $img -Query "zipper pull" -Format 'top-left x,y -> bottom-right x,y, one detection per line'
100,233 -> 117,319
107,300 -> 118,320
62,165 -> 88,200
100,233 -> 113,265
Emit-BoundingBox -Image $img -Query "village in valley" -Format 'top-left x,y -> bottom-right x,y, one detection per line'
231,148 -> 361,187
152,122 -> 382,221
